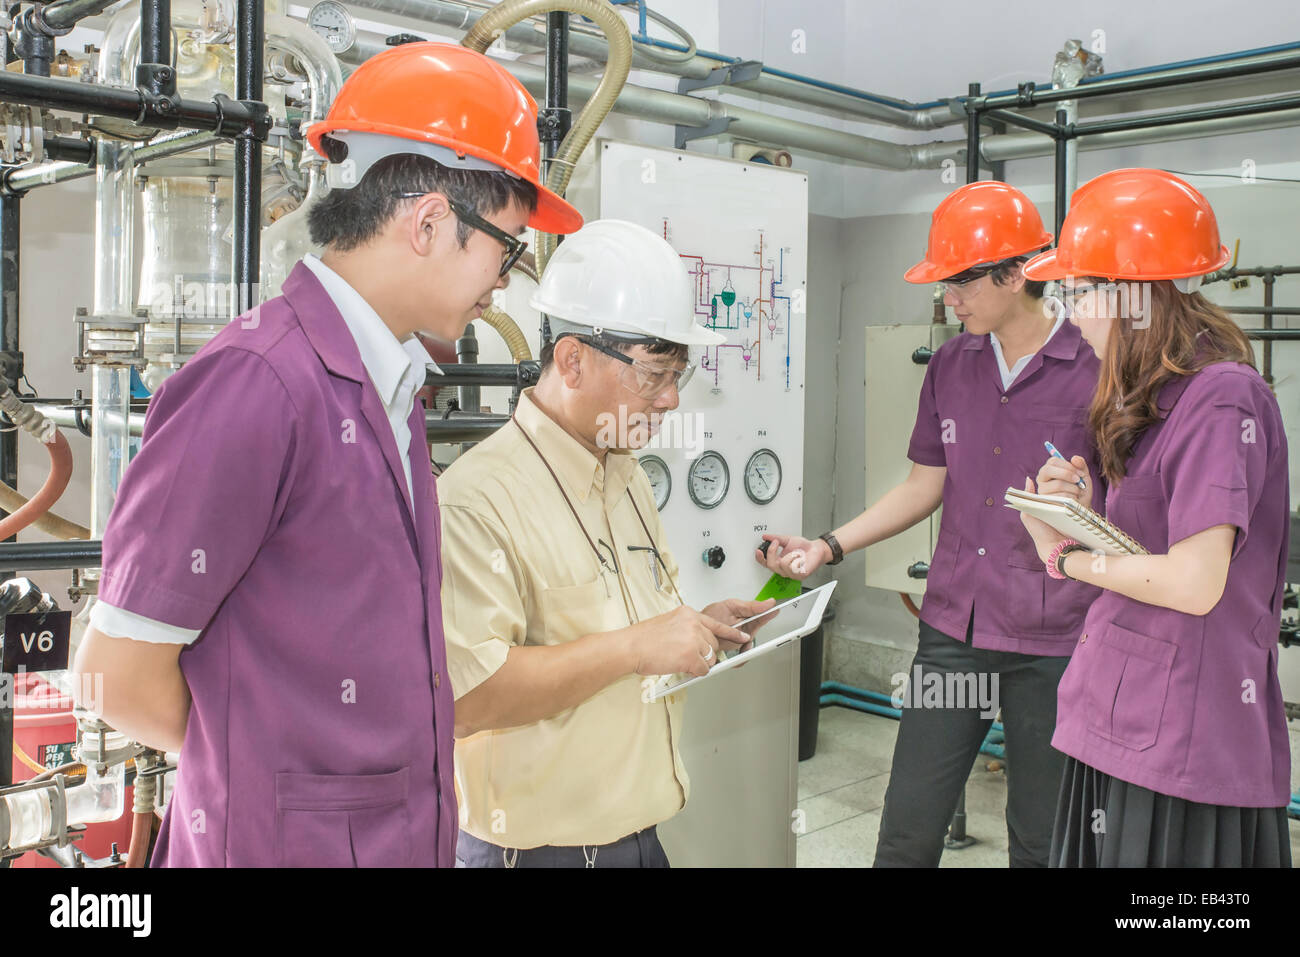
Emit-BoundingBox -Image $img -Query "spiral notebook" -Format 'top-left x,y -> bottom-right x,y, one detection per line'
1003,488 -> 1149,556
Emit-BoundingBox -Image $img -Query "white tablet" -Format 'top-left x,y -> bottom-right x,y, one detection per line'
648,581 -> 837,701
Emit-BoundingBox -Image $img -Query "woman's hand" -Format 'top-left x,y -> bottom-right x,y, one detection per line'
1033,452 -> 1095,510
1018,476 -> 1067,564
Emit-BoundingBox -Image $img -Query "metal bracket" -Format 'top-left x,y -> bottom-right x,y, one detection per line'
677,59 -> 763,95
72,306 -> 147,372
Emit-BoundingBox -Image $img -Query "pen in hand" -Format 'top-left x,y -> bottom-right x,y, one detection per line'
1043,441 -> 1087,490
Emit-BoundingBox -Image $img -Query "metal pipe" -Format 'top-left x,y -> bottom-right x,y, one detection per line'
965,83 -> 980,183
980,49 -> 1300,109
1068,92 -> 1300,137
456,324 -> 480,414
139,0 -> 169,67
3,129 -> 221,192
1224,306 -> 1300,316
344,25 -> 1300,172
1238,328 -> 1300,339
41,0 -> 120,31
1259,275 -> 1275,384
981,108 -> 1057,138
426,363 -> 537,387
1054,110 -> 1069,237
0,70 -> 259,137
0,541 -> 103,571
425,411 -> 511,444
233,0 -> 264,315
348,2 -> 1300,132
0,191 -> 18,545
542,11 -> 571,162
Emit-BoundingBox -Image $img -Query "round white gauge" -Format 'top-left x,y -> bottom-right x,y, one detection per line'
308,1 -> 356,53
687,451 -> 729,510
638,454 -> 671,511
744,449 -> 782,505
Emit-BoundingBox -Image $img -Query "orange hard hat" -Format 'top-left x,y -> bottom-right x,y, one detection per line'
305,42 -> 582,234
904,181 -> 1052,283
1023,169 -> 1230,281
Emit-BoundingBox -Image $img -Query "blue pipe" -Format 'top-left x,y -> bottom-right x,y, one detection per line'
822,680 -> 1004,735
819,690 -> 1005,759
600,11 -> 1300,116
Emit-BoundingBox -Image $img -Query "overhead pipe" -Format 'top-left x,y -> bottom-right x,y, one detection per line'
3,129 -> 222,193
345,32 -> 1300,173
348,3 -> 1300,132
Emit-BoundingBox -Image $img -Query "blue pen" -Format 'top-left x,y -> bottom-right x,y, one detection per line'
1044,441 -> 1087,490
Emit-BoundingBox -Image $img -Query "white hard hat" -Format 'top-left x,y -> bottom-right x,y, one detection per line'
528,219 -> 726,346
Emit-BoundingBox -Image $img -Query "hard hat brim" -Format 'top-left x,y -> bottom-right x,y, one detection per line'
1023,244 -> 1233,281
531,186 -> 584,235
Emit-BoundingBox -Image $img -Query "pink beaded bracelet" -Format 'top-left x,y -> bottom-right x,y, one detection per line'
1045,538 -> 1081,580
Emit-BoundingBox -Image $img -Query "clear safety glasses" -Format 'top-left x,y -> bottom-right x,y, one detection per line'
393,192 -> 527,277
577,336 -> 696,399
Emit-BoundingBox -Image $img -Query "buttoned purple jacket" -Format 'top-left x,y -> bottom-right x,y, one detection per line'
1053,362 -> 1291,807
99,262 -> 458,866
907,320 -> 1105,654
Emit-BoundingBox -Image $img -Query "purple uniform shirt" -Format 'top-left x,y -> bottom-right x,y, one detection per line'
1053,362 -> 1291,807
907,320 -> 1105,655
99,262 -> 458,866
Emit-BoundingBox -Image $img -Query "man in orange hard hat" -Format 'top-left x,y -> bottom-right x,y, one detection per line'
73,43 -> 580,867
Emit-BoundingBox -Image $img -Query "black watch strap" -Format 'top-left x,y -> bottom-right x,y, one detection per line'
819,532 -> 844,565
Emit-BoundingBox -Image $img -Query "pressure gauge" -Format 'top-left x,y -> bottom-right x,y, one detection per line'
687,451 -> 730,510
744,449 -> 782,505
638,455 -> 671,511
308,1 -> 356,54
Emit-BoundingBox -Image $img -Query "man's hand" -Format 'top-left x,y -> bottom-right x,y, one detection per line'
754,533 -> 830,580
702,597 -> 778,652
627,605 -> 748,677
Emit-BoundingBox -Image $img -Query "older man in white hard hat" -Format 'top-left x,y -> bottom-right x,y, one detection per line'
439,219 -> 775,867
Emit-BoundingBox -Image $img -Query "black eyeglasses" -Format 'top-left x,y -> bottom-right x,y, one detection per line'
394,192 -> 527,277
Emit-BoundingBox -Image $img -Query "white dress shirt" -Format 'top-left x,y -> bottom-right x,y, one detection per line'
92,254 -> 443,645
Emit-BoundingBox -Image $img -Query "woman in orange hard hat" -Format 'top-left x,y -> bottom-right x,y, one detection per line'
1018,169 -> 1290,867
74,43 -> 581,867
759,181 -> 1105,867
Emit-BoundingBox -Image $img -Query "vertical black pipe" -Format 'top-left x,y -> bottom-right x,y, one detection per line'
965,82 -> 980,184
0,191 -> 18,539
1262,272 -> 1274,384
0,188 -> 14,810
543,12 -> 571,162
1054,110 -> 1069,238
140,0 -> 170,66
233,0 -> 263,315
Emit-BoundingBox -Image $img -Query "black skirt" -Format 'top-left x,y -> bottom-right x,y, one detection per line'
1051,756 -> 1293,868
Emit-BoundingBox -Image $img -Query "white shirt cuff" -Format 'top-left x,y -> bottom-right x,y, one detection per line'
90,599 -> 203,645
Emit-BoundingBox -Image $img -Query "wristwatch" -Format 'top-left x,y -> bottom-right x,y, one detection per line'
819,532 -> 844,566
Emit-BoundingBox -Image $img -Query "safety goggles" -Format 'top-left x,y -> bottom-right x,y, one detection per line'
572,335 -> 696,399
394,193 -> 527,277
939,264 -> 999,300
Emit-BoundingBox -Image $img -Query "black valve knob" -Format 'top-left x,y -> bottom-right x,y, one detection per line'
703,546 -> 726,569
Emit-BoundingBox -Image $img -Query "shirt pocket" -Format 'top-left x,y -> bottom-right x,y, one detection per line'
1108,471 -> 1166,552
1083,622 -> 1177,751
275,768 -> 412,867
538,575 -> 628,645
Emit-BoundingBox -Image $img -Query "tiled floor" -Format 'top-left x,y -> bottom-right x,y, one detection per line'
796,705 -> 1300,867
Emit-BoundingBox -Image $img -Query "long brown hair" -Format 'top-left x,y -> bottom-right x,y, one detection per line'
1090,279 -> 1256,483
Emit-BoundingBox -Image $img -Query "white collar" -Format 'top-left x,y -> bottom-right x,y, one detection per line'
302,254 -> 442,408
990,311 -> 1066,374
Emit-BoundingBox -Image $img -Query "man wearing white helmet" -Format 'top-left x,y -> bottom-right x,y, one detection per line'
439,219 -> 776,867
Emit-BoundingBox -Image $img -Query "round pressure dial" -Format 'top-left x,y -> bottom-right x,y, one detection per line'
308,1 -> 357,53
638,454 -> 671,511
744,449 -> 782,505
687,451 -> 730,510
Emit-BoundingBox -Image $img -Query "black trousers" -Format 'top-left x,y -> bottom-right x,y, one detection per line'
873,615 -> 1071,867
